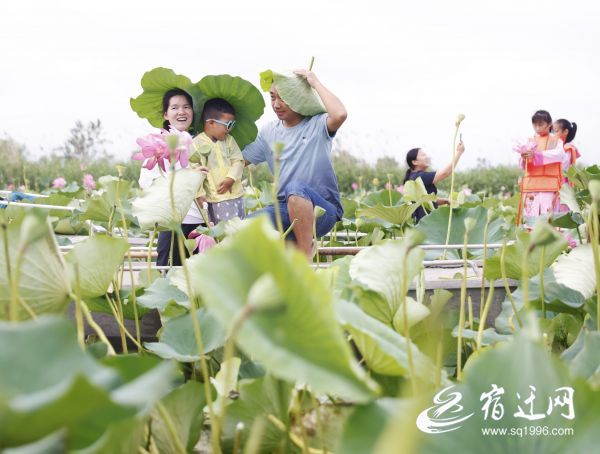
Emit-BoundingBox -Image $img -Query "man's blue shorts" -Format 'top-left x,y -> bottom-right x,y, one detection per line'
249,181 -> 338,240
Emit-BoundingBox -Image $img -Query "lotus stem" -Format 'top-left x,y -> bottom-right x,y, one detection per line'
401,251 -> 418,394
156,401 -> 187,454
521,246 -> 532,313
216,304 -> 253,446
104,294 -> 145,351
539,246 -> 546,319
456,229 -> 469,381
308,56 -> 315,71
80,300 -> 116,356
171,179 -> 220,453
500,242 -> 522,328
272,148 -> 284,236
1,221 -> 13,320
442,122 -> 462,259
479,219 -> 490,316
110,281 -> 128,353
73,265 -> 85,348
147,224 -> 158,284
116,183 -> 142,350
476,284 -> 495,350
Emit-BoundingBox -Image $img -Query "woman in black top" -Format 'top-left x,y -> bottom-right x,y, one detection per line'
403,141 -> 465,222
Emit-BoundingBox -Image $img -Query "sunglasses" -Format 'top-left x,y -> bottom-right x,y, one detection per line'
208,118 -> 236,131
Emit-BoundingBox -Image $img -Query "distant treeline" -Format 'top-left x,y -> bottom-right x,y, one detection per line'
1,121 -> 522,196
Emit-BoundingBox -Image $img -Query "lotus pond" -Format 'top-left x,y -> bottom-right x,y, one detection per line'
0,164 -> 599,453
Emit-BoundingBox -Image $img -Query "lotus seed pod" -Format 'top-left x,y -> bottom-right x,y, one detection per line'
455,113 -> 466,127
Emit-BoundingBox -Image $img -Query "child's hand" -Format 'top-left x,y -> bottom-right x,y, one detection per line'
191,163 -> 209,173
217,177 -> 235,194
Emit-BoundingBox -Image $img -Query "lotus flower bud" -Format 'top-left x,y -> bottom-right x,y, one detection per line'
589,180 -> 600,201
165,133 -> 179,152
271,141 -> 285,158
455,113 -> 466,127
464,217 -> 477,233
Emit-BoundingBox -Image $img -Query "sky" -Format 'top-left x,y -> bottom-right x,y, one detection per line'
1,0 -> 599,170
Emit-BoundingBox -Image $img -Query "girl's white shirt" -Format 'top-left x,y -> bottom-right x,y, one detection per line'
138,159 -> 204,224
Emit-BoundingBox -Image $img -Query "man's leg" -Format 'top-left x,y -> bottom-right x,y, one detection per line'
288,195 -> 314,257
285,182 -> 338,258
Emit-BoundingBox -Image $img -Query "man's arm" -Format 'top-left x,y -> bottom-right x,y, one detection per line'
294,69 -> 347,135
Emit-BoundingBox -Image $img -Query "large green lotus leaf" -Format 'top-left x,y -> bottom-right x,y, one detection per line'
72,416 -> 147,454
402,178 -> 436,212
174,216 -> 379,402
362,189 -> 404,207
144,308 -> 226,362
349,232 -> 425,327
222,375 -> 292,453
356,203 -> 419,227
260,69 -> 326,116
130,67 -> 206,132
374,333 -> 600,454
0,317 -> 178,449
336,301 -> 439,382
197,74 -> 265,149
0,214 -> 71,319
418,206 -> 511,259
337,398 -> 399,454
484,229 -> 568,281
64,235 -> 129,299
132,168 -> 204,230
551,244 -> 596,299
32,193 -> 78,219
562,330 -> 600,382
494,270 -> 588,335
136,277 -> 189,311
149,381 -> 205,453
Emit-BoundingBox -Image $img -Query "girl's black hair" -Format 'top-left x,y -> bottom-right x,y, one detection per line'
403,148 -> 421,183
555,118 -> 578,143
162,88 -> 194,130
531,110 -> 552,126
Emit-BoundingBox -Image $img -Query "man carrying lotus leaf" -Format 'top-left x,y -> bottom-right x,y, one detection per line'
242,69 -> 347,258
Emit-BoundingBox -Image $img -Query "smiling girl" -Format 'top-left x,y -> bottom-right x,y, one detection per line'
138,88 -> 205,266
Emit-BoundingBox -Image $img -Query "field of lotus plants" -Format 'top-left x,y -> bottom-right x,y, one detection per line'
1,157 -> 599,453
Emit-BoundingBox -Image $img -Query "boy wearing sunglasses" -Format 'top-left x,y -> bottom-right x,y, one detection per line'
190,98 -> 245,224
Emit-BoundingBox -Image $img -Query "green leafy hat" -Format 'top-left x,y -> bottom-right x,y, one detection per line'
130,68 -> 266,149
259,69 -> 326,117
130,67 -> 206,132
196,74 -> 265,149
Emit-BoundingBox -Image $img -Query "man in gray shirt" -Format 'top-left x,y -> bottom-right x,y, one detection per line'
243,70 -> 347,257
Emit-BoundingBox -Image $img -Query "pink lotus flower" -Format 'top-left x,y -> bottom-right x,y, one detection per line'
188,230 -> 217,254
563,232 -> 578,249
462,187 -> 472,196
351,182 -> 358,191
396,185 -> 404,194
52,177 -> 66,189
513,139 -> 537,155
83,173 -> 96,190
132,127 -> 192,171
385,182 -> 392,190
